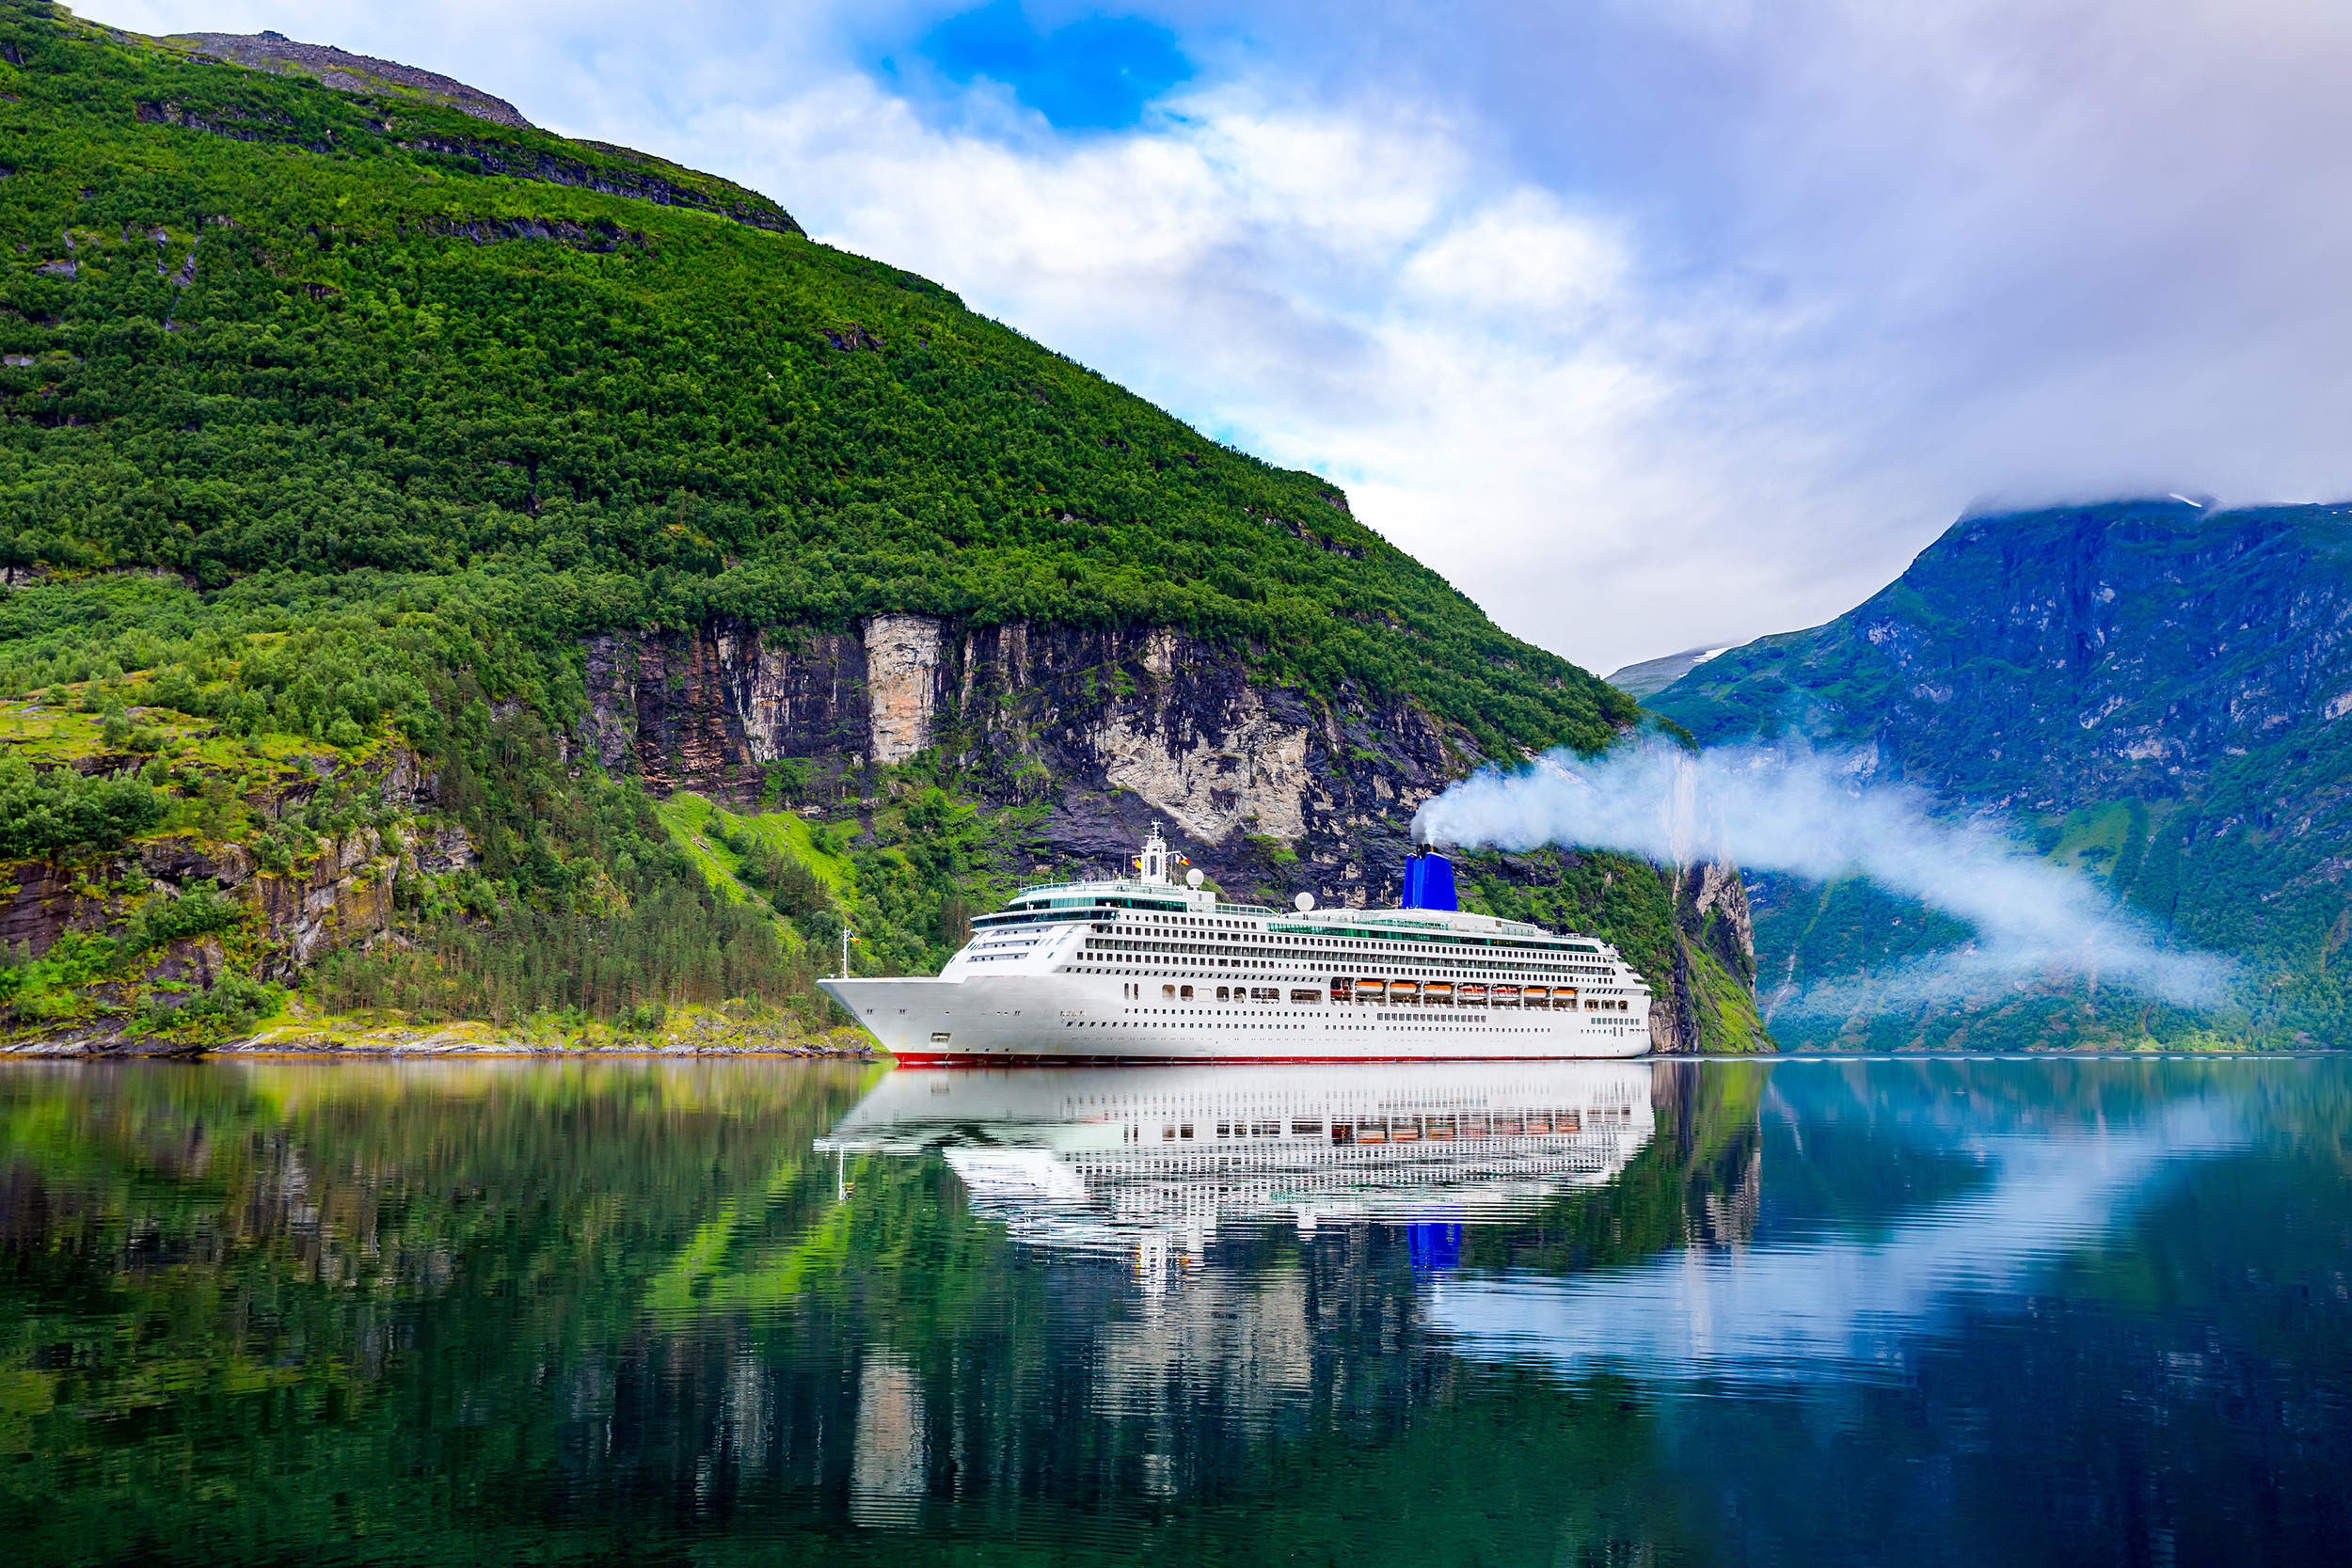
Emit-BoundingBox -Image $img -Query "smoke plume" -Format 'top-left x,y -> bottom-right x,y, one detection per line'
1411,742 -> 2229,1008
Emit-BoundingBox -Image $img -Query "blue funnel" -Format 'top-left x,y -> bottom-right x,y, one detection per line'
1401,851 -> 1457,911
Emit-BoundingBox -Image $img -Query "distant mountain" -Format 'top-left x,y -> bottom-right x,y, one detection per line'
1650,497 -> 2352,1048
1606,644 -> 1738,701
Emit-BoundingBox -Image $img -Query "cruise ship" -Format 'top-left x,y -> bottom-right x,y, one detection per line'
819,827 -> 1653,1064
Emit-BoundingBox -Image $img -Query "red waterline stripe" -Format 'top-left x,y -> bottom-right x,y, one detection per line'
885,1051 -> 1647,1069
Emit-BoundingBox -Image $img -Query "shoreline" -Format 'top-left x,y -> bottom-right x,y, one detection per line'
1,1040 -> 885,1060
2,1010 -> 884,1060
8,1037 -> 2331,1064
204,1049 -> 882,1060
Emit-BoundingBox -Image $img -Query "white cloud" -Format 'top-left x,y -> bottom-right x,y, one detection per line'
708,76 -> 1752,670
1395,191 -> 1627,321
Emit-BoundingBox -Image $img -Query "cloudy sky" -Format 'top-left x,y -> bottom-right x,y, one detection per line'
76,0 -> 2352,674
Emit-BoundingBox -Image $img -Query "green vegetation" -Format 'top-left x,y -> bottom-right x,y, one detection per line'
0,1 -> 1659,1043
0,2 -> 1626,758
0,748 -> 162,857
0,568 -> 844,1037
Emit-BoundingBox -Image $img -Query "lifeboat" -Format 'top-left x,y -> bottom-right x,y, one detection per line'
1356,979 -> 1387,1004
1524,987 -> 1550,1010
1425,1115 -> 1456,1141
1459,984 -> 1488,1006
1391,1117 -> 1421,1143
1426,982 -> 1454,1006
1391,981 -> 1422,1006
1494,986 -> 1521,1008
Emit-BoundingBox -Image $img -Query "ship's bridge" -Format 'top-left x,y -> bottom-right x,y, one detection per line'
975,826 -> 1272,928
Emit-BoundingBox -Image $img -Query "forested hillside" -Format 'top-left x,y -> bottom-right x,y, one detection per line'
0,2 -> 1623,751
0,1 -> 1764,1054
1652,498 -> 2352,1049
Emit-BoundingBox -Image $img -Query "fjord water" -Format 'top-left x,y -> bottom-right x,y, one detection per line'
3,1058 -> 2346,1566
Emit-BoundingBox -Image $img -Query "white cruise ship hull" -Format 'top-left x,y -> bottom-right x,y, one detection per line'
819,974 -> 1652,1065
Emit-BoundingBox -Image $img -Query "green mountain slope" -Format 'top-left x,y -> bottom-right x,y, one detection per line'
0,2 -> 1768,1053
1651,498 -> 2352,1048
0,0 -> 1624,755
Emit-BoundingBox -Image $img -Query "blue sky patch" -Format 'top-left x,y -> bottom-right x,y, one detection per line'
914,2 -> 1191,130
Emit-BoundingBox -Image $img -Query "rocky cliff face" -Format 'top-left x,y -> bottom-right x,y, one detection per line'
1,743 -> 469,1053
582,614 -> 1759,1052
585,618 -> 1464,896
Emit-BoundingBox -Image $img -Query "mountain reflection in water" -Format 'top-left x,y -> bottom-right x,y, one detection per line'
1435,1080 -> 2248,1385
1,1056 -> 2347,1567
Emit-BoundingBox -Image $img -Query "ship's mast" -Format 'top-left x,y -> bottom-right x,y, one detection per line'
1136,826 -> 1171,885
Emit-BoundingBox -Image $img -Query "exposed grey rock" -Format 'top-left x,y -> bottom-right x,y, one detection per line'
167,32 -> 533,128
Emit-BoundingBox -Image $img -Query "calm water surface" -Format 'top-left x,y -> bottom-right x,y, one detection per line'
2,1055 -> 2346,1565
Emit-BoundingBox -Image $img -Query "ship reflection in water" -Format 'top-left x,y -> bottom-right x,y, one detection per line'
817,1061 -> 1657,1282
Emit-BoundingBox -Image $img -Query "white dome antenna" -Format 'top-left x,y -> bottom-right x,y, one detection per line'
1294,891 -> 1316,912
1186,868 -> 1204,889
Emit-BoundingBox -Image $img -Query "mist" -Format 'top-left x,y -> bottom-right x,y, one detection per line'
1410,742 -> 2231,1008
